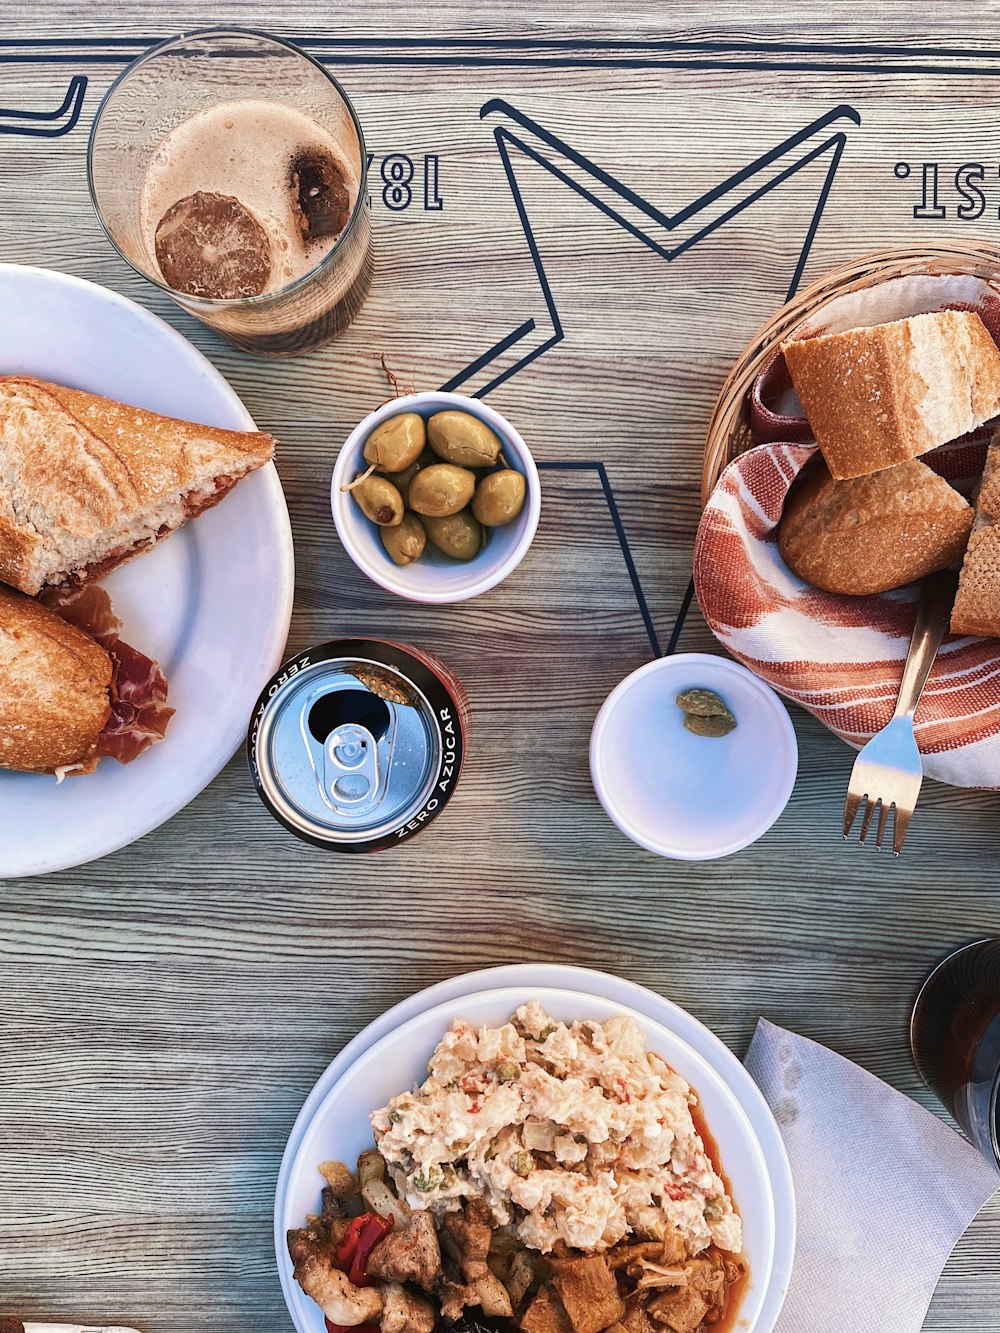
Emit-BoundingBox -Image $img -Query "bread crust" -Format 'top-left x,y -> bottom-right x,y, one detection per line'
951,434 -> 1000,637
0,510 -> 35,592
0,376 -> 275,594
0,585 -> 112,773
782,310 -> 1000,480
779,456 -> 973,596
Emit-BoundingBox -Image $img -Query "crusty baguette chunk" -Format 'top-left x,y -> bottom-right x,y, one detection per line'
0,376 -> 275,594
782,310 -> 1000,480
0,584 -> 111,773
952,434 -> 1000,637
779,456 -> 973,595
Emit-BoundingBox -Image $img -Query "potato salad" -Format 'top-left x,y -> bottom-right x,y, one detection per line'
370,1002 -> 742,1256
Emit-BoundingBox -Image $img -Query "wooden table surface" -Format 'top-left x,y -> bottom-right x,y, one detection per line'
2,4 -> 1000,1330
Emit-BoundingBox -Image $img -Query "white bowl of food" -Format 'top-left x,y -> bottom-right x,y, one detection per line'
590,653 -> 798,860
332,391 -> 541,603
277,985 -> 787,1333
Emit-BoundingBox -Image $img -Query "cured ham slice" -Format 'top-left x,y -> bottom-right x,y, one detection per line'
40,583 -> 122,647
98,638 -> 173,764
39,585 -> 174,764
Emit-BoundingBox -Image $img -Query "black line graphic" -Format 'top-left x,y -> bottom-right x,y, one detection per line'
442,101 -> 858,652
5,36 -> 1000,66
0,74 -> 85,137
447,101 -> 859,398
539,461 -> 661,659
9,49 -> 1000,78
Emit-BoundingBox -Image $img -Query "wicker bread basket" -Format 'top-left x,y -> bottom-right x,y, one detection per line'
701,241 -> 1000,506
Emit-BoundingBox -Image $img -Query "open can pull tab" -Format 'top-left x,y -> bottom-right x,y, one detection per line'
317,720 -> 387,816
252,645 -> 464,850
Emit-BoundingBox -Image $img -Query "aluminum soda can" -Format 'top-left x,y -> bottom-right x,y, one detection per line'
247,638 -> 467,851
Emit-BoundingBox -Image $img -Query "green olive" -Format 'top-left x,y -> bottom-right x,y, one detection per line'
424,510 -> 483,561
363,413 -> 427,473
351,474 -> 404,526
393,450 -> 443,507
408,463 -> 476,518
427,411 -> 503,468
472,469 -> 526,527
391,461 -> 420,507
380,512 -> 426,565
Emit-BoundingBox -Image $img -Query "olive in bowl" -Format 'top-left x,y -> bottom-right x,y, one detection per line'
332,391 -> 541,604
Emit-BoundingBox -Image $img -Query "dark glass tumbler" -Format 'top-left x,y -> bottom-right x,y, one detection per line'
910,937 -> 1000,1171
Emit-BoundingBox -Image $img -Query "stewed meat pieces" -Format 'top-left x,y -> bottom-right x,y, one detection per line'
516,1231 -> 735,1333
521,1254 -> 622,1333
380,1281 -> 436,1333
548,1256 -> 625,1333
367,1208 -> 442,1292
520,1284 -> 574,1333
439,1199 -> 514,1318
287,1224 -> 384,1327
645,1289 -> 710,1333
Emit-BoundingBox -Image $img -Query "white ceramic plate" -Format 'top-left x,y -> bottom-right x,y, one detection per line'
275,966 -> 796,1330
0,265 -> 294,876
276,976 -> 793,1333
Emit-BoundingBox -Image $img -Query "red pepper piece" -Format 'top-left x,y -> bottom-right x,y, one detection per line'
325,1322 -> 382,1333
348,1212 -> 395,1286
332,1214 -> 367,1272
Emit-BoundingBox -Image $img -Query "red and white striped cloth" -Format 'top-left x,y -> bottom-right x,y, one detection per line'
694,274 -> 1000,788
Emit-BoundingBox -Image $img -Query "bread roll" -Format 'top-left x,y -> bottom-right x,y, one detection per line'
0,585 -> 112,773
781,310 -> 1000,480
951,434 -> 1000,637
779,457 -> 973,595
0,376 -> 275,595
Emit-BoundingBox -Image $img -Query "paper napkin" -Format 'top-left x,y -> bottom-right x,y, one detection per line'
744,1018 -> 999,1332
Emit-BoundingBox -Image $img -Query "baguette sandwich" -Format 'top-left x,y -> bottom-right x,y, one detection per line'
0,376 -> 275,595
0,583 -> 173,776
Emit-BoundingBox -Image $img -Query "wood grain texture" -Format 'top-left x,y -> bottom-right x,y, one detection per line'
1,6 -> 1000,1332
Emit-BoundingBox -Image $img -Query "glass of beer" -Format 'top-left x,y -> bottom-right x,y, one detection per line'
88,28 -> 373,356
910,937 -> 1000,1170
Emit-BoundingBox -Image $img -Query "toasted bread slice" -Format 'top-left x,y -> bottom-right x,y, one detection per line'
0,584 -> 112,773
0,376 -> 275,594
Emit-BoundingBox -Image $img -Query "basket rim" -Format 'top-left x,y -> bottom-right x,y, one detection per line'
700,239 -> 1000,506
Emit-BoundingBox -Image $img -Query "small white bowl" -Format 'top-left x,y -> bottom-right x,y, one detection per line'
332,391 -> 541,603
590,653 -> 797,860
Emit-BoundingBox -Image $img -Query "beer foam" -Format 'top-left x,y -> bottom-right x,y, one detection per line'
140,98 -> 360,296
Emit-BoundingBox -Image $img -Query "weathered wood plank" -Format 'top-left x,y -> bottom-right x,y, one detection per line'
1,10 -> 1000,1332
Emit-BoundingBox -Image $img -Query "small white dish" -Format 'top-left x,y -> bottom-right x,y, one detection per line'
0,264 -> 294,877
277,983 -> 780,1333
590,652 -> 797,860
331,390 -> 540,603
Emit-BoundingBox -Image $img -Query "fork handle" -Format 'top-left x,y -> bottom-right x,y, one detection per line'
893,569 -> 959,720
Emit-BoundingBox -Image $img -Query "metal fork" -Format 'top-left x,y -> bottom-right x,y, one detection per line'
843,568 -> 958,855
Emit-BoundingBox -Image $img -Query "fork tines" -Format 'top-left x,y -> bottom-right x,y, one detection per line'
843,789 -> 913,855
